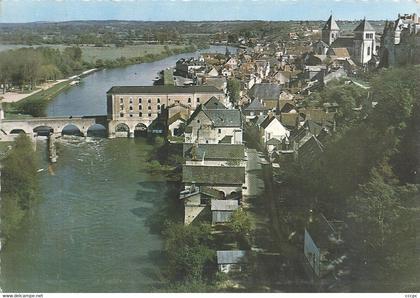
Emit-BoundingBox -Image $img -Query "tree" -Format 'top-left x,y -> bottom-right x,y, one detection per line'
227,209 -> 254,246
227,78 -> 241,105
162,222 -> 215,282
1,134 -> 39,241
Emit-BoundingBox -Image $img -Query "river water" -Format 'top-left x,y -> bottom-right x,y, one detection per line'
0,45 -> 234,292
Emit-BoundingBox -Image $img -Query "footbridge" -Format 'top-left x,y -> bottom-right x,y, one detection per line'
0,115 -> 109,138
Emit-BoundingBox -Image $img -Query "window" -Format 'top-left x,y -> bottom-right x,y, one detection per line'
120,98 -> 124,103
148,106 -> 151,110
129,106 -> 133,111
130,114 -> 133,117
218,129 -> 221,134
148,113 -> 152,117
367,47 -> 371,56
120,105 -> 124,111
139,112 -> 142,117
157,98 -> 160,103
157,104 -> 161,110
188,98 -> 191,103
139,98 -> 142,103
120,113 -> 124,117
129,97 -> 133,104
139,104 -> 142,110
197,97 -> 200,103
205,140 -> 209,144
197,120 -> 200,124
148,98 -> 151,103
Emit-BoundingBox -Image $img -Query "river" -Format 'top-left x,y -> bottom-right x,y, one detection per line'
0,45 -> 235,292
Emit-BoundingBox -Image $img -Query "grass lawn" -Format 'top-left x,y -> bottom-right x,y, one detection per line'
22,80 -> 71,103
80,44 -> 188,63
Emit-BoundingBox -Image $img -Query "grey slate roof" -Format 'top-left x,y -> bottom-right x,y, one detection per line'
248,83 -> 282,101
354,19 -> 375,32
211,199 -> 239,211
244,98 -> 269,111
323,15 -> 340,31
182,165 -> 245,185
183,143 -> 245,161
204,96 -> 227,110
204,109 -> 242,127
107,85 -> 222,94
217,250 -> 248,264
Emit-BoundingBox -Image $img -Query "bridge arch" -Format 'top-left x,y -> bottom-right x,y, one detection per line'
115,123 -> 130,137
134,123 -> 148,137
87,124 -> 107,138
9,128 -> 27,135
33,125 -> 54,136
62,124 -> 83,136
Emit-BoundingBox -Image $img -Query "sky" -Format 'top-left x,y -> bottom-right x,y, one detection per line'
0,0 -> 419,23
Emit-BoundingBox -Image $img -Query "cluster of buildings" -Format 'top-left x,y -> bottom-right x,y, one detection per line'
104,11 -> 418,279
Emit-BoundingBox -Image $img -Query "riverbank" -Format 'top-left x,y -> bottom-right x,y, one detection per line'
2,43 -> 205,119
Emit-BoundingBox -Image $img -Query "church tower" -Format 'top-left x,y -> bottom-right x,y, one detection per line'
321,15 -> 340,46
353,19 -> 376,65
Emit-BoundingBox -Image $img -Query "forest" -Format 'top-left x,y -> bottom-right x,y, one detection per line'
280,66 -> 420,292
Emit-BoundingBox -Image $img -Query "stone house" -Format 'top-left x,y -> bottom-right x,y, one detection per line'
184,103 -> 243,145
182,143 -> 245,167
182,164 -> 245,196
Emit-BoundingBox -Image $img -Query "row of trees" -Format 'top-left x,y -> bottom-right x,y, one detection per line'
1,134 -> 39,243
281,67 -> 420,291
0,46 -> 86,92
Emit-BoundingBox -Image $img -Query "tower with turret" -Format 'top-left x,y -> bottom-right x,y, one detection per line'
353,19 -> 376,65
321,15 -> 340,46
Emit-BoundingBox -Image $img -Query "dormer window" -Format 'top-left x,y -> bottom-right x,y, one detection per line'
120,98 -> 124,103
157,98 -> 161,103
148,98 -> 151,103
139,98 -> 142,103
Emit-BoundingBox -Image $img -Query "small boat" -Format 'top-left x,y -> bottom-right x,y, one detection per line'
37,168 -> 45,173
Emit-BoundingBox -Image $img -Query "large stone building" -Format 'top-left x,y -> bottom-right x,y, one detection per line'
380,13 -> 420,67
314,15 -> 379,66
106,85 -> 224,137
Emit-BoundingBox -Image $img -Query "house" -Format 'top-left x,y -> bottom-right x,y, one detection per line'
184,104 -> 243,145
203,96 -> 227,110
180,186 -> 222,225
182,165 -> 245,196
207,67 -> 220,77
217,250 -> 249,273
211,199 -> 239,224
272,71 -> 290,86
203,77 -> 228,100
243,98 -> 269,120
183,143 -> 245,167
248,83 -> 282,110
168,113 -> 187,136
259,115 -> 290,144
224,57 -> 238,70
304,214 -> 345,278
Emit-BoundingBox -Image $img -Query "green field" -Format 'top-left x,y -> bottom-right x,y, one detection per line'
80,44 -> 188,63
0,43 -> 190,63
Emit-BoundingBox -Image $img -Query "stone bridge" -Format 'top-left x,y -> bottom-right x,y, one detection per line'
0,115 -> 109,138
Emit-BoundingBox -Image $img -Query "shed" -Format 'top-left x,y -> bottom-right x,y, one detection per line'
217,250 -> 248,273
211,199 -> 239,224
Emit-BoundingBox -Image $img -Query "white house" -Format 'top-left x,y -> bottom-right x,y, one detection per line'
259,115 -> 290,144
